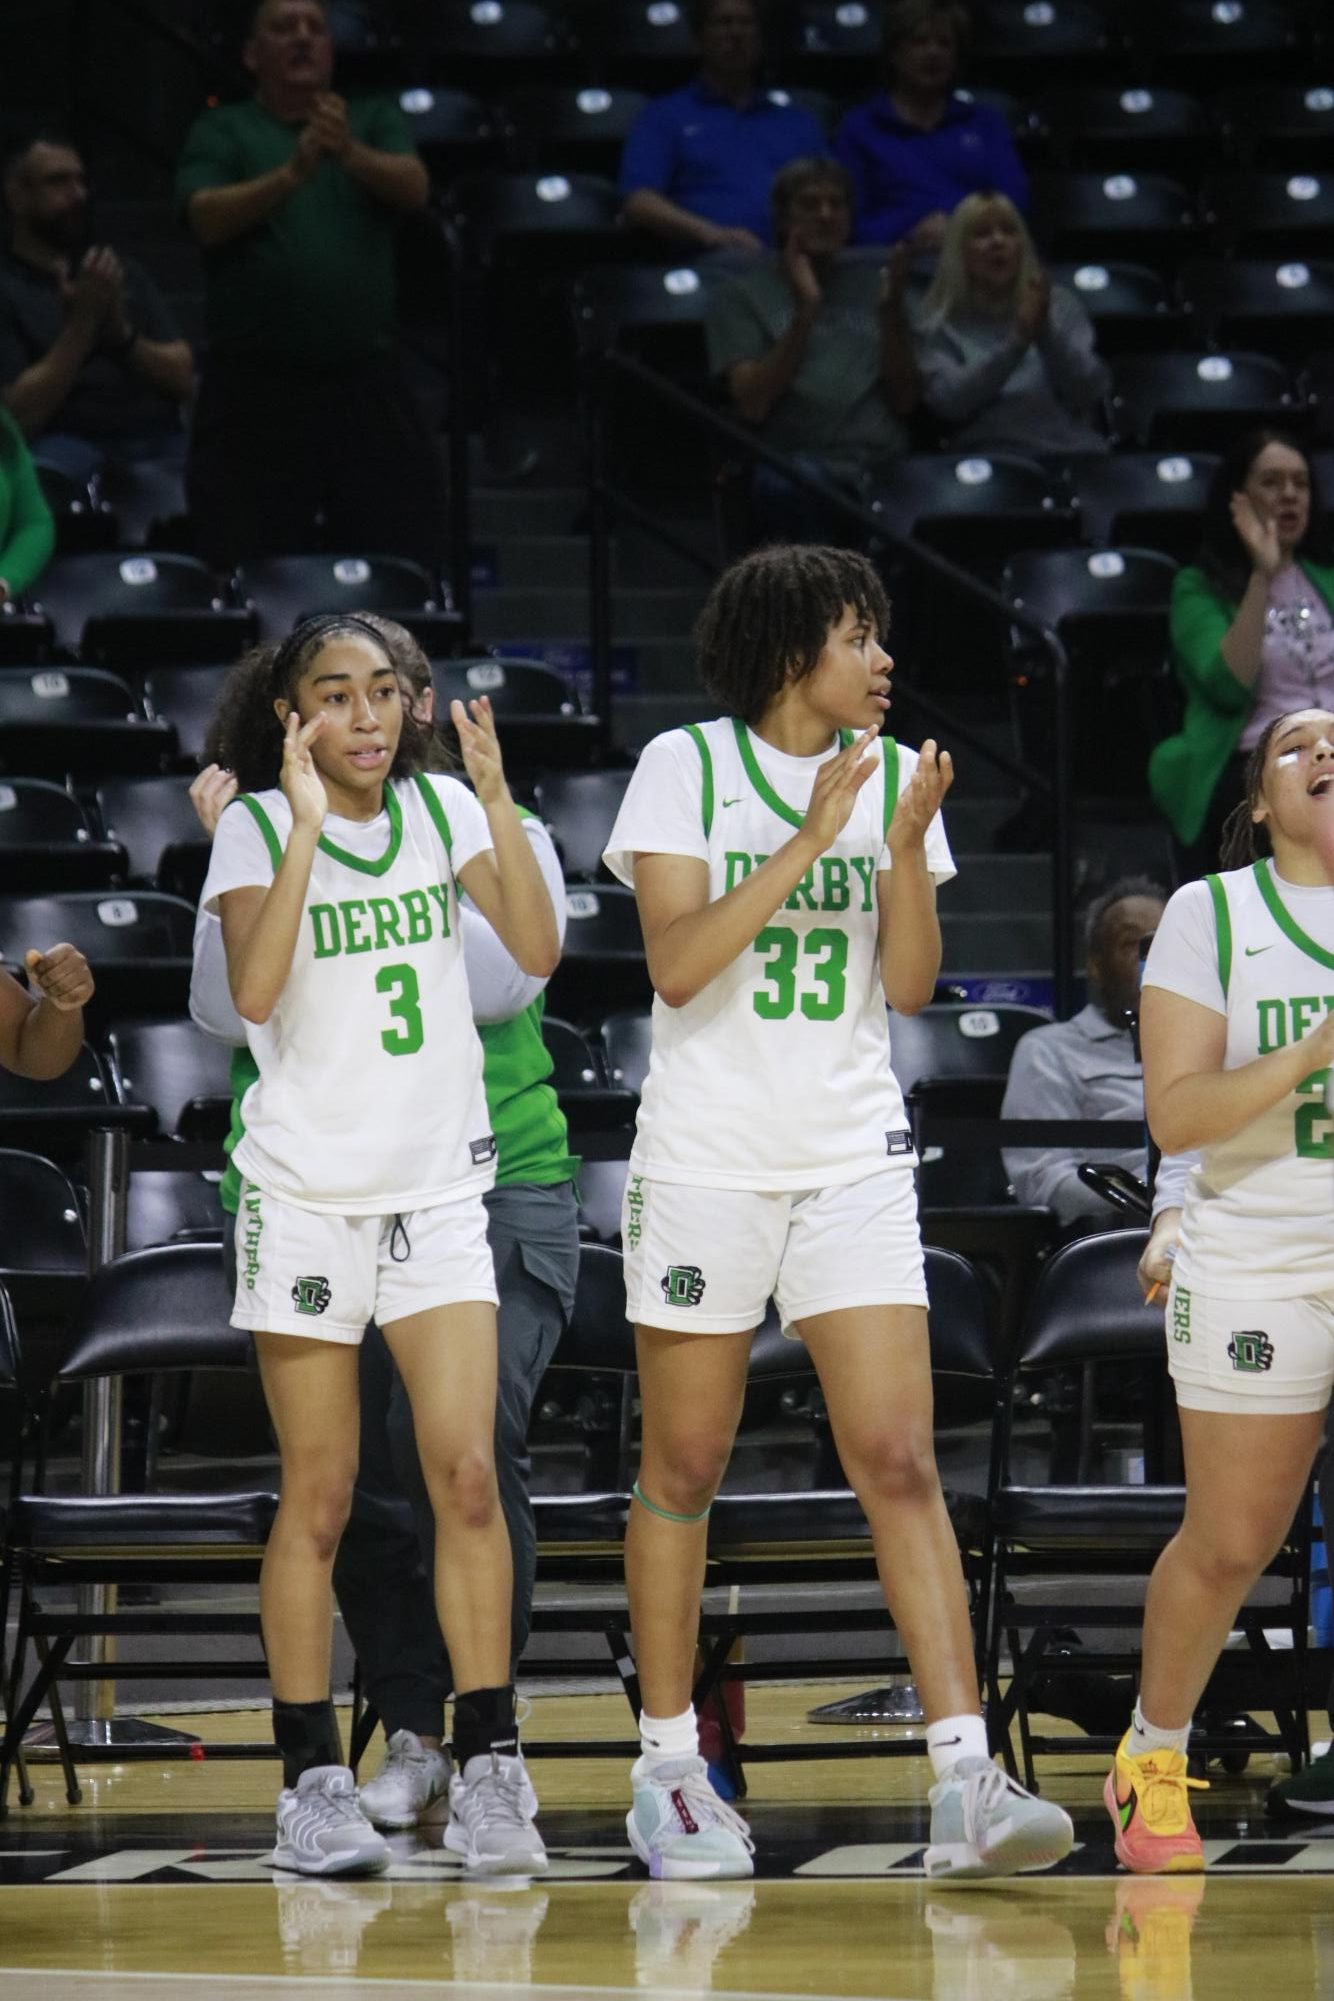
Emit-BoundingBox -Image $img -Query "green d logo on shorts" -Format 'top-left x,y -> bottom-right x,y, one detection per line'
661,1264 -> 705,1308
292,1275 -> 332,1317
1227,1329 -> 1274,1373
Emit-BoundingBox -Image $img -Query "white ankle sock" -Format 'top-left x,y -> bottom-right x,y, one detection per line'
927,1712 -> 990,1779
1129,1699 -> 1190,1759
639,1704 -> 698,1765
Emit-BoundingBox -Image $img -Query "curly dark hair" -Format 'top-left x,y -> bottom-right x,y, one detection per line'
1195,429 -> 1332,603
694,544 -> 892,723
1218,712 -> 1299,870
203,615 -> 431,794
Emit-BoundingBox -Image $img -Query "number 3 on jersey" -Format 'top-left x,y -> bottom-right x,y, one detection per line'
376,962 -> 424,1055
753,925 -> 848,1021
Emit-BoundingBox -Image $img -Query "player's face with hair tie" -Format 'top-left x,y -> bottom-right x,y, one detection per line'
1255,707 -> 1334,853
794,604 -> 893,736
280,636 -> 403,811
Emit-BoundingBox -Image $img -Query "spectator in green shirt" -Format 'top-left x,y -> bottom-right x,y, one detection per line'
0,406 -> 54,602
176,0 -> 446,573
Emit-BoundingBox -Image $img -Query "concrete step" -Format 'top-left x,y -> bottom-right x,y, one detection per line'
474,586 -> 708,643
942,853 -> 1052,912
939,911 -> 1052,976
471,488 -> 584,538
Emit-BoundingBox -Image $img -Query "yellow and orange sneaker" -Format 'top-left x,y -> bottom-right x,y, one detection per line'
1104,1732 -> 1207,1874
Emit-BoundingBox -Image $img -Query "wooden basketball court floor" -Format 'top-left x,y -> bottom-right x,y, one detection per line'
3,1685 -> 1334,2000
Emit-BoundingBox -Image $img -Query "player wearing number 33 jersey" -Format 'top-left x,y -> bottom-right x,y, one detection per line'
603,717 -> 955,1192
201,770 -> 495,1214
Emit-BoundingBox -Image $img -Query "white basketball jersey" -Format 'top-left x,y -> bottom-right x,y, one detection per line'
1157,859 -> 1334,1297
216,776 -> 494,1215
603,717 -> 955,1191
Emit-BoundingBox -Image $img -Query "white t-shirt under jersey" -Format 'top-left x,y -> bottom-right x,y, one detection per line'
603,718 -> 955,1191
1143,859 -> 1334,1297
201,773 -> 495,1216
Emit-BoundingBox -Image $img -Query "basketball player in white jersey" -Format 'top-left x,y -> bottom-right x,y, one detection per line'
603,544 -> 1074,1882
1107,706 -> 1334,1872
200,614 -> 559,1878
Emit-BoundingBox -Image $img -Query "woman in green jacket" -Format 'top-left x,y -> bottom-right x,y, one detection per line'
0,407 -> 53,605
1150,428 -> 1334,876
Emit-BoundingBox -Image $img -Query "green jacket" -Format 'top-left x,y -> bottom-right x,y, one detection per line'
1149,558 -> 1334,846
0,408 -> 53,597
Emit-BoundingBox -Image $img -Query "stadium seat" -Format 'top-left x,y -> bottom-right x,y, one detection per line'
94,456 -> 191,551
870,454 -> 1078,565
498,84 -> 649,176
1180,257 -> 1334,366
105,1016 -> 235,1142
138,663 -> 228,770
0,667 -> 175,778
575,1156 -> 628,1244
32,461 -> 115,555
423,1 -> 575,87
1035,85 -> 1212,172
1133,0 -> 1302,88
0,1149 -> 86,1329
1031,172 -> 1201,273
395,85 -> 498,180
0,779 -> 123,894
600,1006 -> 653,1097
971,1 -> 1116,84
125,1170 -> 227,1253
1306,353 -> 1334,445
1213,82 -> 1334,169
601,0 -> 696,87
1202,171 -> 1334,258
1004,543 -> 1177,637
433,657 -> 598,769
545,884 -> 650,1024
532,767 -> 633,880
1047,260 -> 1182,357
94,776 -> 210,901
540,1015 -> 637,1134
29,553 -> 254,667
571,262 -> 714,376
1064,449 -> 1218,562
448,168 -> 625,256
1110,350 -> 1301,448
236,553 -> 460,652
0,890 -> 197,1017
789,2 -> 884,86
0,602 -> 54,666
888,1001 -> 1051,1100
0,1042 -> 147,1162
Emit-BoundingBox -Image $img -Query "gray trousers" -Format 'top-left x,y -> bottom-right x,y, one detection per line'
329,1181 -> 578,1740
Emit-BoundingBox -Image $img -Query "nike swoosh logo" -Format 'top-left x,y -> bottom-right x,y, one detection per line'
721,797 -> 742,808
1244,944 -> 1273,956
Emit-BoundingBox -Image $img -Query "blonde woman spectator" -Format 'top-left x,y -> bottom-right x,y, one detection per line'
913,192 -> 1108,456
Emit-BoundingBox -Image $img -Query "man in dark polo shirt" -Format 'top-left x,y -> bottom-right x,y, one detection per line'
620,0 -> 826,252
0,132 -> 194,480
177,0 -> 445,571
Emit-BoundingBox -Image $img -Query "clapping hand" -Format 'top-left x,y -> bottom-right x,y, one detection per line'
189,763 -> 239,838
310,92 -> 353,161
450,696 -> 510,806
800,727 -> 880,851
784,237 -> 823,314
1014,271 -> 1051,344
1230,491 -> 1283,579
24,943 -> 94,1013
887,739 -> 953,855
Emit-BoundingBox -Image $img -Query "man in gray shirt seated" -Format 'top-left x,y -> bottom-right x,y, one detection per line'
1002,877 -> 1167,1225
706,154 -> 917,541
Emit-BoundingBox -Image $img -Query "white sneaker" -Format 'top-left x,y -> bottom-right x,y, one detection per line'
925,1757 -> 1073,1882
445,1751 -> 548,1875
269,1765 -> 391,1877
626,1754 -> 755,1881
357,1730 -> 451,1829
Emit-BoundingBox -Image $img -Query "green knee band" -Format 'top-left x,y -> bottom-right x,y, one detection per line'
632,1480 -> 711,1525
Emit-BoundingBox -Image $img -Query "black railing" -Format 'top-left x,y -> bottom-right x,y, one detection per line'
583,349 -> 1078,1017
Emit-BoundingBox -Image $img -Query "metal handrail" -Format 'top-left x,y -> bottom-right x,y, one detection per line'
584,348 -> 1077,1017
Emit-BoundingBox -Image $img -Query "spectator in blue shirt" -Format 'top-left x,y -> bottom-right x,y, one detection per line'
619,0 -> 826,253
834,0 -> 1028,252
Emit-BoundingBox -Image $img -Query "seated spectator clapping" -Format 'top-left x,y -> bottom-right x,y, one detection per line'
1001,879 -> 1166,1226
619,0 -> 826,253
707,157 -> 916,540
914,192 -> 1109,456
834,0 -> 1027,254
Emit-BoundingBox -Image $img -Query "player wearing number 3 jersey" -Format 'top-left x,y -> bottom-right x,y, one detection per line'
200,614 -> 559,1879
603,546 -> 1074,1883
1106,707 -> 1334,1874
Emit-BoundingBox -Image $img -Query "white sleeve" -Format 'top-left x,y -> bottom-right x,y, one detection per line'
461,815 -> 568,1025
189,901 -> 247,1047
1151,1148 -> 1197,1217
603,732 -> 711,886
878,742 -> 957,887
418,773 -> 493,875
200,797 -> 277,913
1141,880 -> 1226,1016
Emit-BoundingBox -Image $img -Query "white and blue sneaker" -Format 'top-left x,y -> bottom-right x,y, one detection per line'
357,1730 -> 451,1829
627,1754 -> 755,1880
269,1765 -> 391,1877
925,1757 -> 1073,1882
